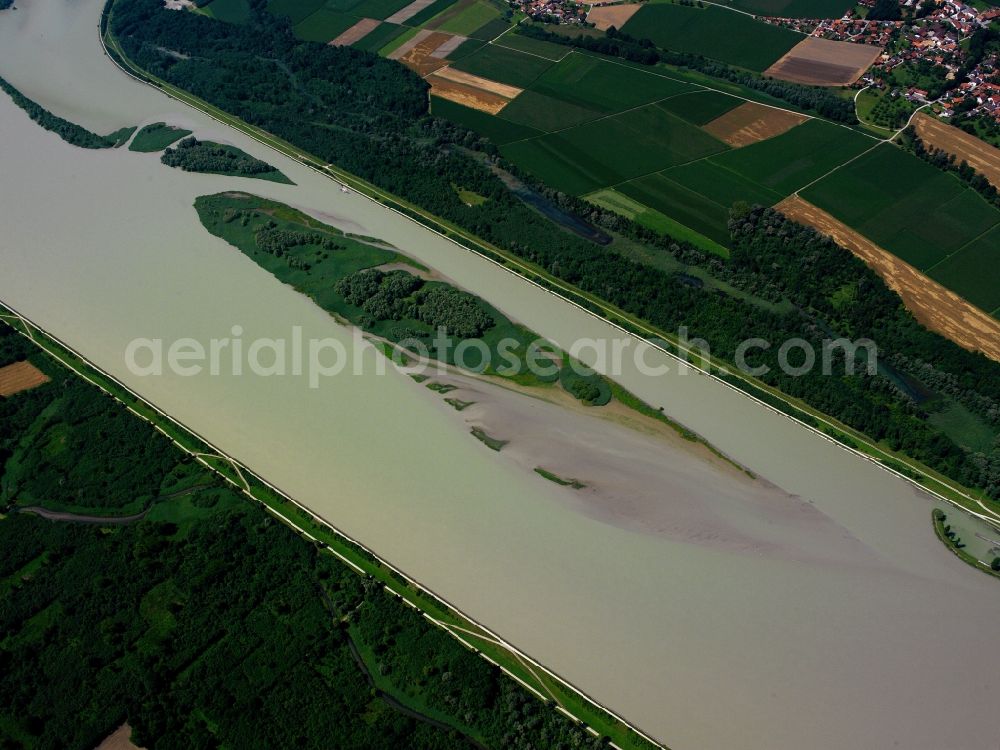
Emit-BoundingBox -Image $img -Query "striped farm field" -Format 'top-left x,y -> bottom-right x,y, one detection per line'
802,144 -> 1000,270
500,101 -> 728,195
450,44 -> 555,88
621,3 -> 802,71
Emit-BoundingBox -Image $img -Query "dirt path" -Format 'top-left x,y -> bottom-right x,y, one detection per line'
13,483 -> 211,525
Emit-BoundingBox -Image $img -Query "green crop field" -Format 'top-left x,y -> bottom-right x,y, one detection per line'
405,0 -> 459,26
528,52 -> 693,113
468,17 -> 512,40
450,44 -> 554,88
323,0 -> 365,9
350,21 -> 407,50
585,188 -> 731,255
498,91 -> 601,132
201,0 -> 252,24
928,226 -> 1000,314
662,159 -> 782,209
431,96 -> 543,143
435,0 -> 501,35
292,9 -> 360,41
494,32 -> 571,61
711,119 -> 872,196
350,0 -> 414,18
501,102 -> 728,194
267,0 -> 325,23
621,4 -> 802,71
723,0 -> 856,18
619,172 -> 733,245
657,90 -> 742,125
802,144 -> 1000,269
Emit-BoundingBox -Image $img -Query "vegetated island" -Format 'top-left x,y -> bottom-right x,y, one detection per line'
162,137 -> 293,183
0,320 -> 629,750
128,121 -> 192,152
194,191 -> 610,406
0,74 -> 134,148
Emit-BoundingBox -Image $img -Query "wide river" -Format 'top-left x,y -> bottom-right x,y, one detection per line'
1,3 -> 998,748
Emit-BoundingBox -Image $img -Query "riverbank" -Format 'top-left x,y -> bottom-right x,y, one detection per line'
4,3 -> 1000,746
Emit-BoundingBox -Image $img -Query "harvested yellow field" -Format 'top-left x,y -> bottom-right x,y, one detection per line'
0,360 -> 50,397
425,75 -> 513,114
777,195 -> 1000,363
913,112 -> 1000,189
587,3 -> 642,30
431,66 -> 524,100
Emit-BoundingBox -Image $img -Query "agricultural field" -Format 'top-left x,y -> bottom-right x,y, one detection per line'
801,143 -> 1000,271
722,0 -> 855,17
913,112 -> 1000,189
0,361 -> 49,397
657,90 -> 742,125
620,3 -> 803,71
777,195 -> 1000,356
701,101 -> 809,146
325,8 -> 1000,310
764,36 -> 882,86
927,225 -> 1000,314
608,119 -> 870,244
707,119 -> 871,194
270,0 -> 510,45
501,100 -> 729,194
450,43 -> 555,87
587,2 -> 642,30
430,96 -> 542,143
527,52 -> 690,112
199,0 -> 252,24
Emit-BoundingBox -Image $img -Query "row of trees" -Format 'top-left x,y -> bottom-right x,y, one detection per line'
0,74 -> 132,148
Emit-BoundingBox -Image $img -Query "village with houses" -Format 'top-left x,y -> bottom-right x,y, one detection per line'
763,0 -> 999,124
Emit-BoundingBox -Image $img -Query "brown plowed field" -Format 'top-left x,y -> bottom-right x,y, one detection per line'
777,195 -> 1000,363
0,361 -> 50,397
329,18 -> 381,47
425,75 -> 514,113
914,112 -> 1000,189
765,37 -> 881,86
703,102 -> 808,147
587,3 -> 642,30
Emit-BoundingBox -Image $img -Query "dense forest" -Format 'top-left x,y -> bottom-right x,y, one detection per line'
161,136 -> 290,182
0,74 -> 133,148
516,24 -> 858,124
0,322 -> 614,749
108,0 -> 1000,500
